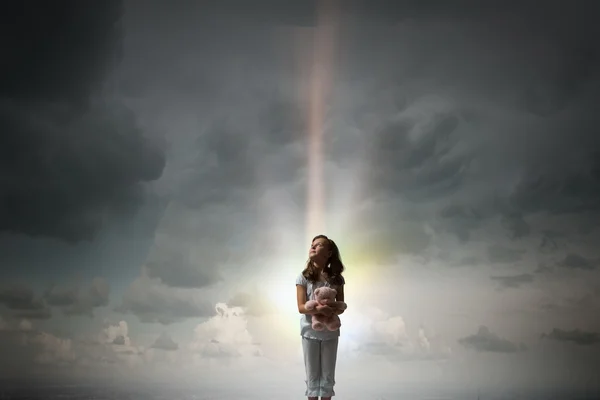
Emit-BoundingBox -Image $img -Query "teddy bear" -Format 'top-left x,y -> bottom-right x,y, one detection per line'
305,286 -> 348,331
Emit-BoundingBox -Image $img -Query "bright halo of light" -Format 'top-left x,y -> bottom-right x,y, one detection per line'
261,255 -> 366,344
262,263 -> 303,340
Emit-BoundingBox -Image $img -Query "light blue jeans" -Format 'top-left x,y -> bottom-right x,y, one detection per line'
302,337 -> 339,397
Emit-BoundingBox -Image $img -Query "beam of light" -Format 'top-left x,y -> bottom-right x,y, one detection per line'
299,3 -> 371,343
305,0 -> 340,243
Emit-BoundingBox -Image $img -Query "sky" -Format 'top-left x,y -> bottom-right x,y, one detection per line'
1,0 -> 600,398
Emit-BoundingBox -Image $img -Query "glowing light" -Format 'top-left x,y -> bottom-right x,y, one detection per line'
305,0 -> 340,242
262,268 -> 302,340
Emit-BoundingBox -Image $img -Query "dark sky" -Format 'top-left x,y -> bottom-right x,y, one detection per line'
0,0 -> 599,395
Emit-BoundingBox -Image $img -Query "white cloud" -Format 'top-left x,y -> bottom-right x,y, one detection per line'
96,320 -> 145,368
99,320 -> 131,346
340,306 -> 451,362
189,303 -> 261,362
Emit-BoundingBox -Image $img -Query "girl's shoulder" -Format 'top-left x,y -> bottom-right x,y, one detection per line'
295,272 -> 308,286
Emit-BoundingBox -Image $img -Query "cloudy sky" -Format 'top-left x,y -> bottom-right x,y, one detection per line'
1,0 -> 600,398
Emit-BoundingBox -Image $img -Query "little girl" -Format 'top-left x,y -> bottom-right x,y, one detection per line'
296,234 -> 346,400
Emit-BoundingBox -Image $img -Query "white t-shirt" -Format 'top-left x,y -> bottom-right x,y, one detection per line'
296,273 -> 345,341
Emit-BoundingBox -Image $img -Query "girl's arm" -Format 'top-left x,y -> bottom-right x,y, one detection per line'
335,284 -> 345,315
296,285 -> 327,315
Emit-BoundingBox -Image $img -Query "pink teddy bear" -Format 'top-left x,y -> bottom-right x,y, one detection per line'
305,286 -> 348,331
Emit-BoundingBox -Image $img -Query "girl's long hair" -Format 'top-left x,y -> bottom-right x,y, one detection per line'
302,234 -> 345,286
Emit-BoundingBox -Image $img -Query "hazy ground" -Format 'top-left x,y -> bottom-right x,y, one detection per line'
0,379 -> 599,400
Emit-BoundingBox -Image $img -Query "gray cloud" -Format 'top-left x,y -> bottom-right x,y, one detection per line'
44,286 -> 78,308
490,273 -> 534,289
437,204 -> 483,243
0,284 -> 45,310
558,253 -> 599,271
347,201 -> 433,262
112,335 -> 126,346
0,328 -> 71,377
341,3 -> 600,244
11,308 -> 53,321
538,231 -> 564,254
458,326 -> 527,353
538,292 -> 599,314
0,0 -> 165,243
143,203 -> 225,289
45,278 -> 109,317
364,107 -> 472,204
113,0 -> 600,271
0,284 -> 52,320
486,245 -> 527,264
541,328 -> 600,346
151,332 -> 179,351
116,274 -> 213,324
501,212 -> 530,240
227,291 -> 271,318
508,165 -> 600,217
1,0 -> 600,386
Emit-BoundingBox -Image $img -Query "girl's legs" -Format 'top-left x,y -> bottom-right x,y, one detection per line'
302,337 -> 321,399
319,338 -> 339,399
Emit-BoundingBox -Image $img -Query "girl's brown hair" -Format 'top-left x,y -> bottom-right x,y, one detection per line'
302,234 -> 345,286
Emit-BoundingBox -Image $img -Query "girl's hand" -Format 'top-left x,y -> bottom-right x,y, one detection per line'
316,304 -> 333,316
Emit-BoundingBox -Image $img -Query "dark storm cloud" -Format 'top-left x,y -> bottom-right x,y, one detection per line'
145,234 -> 222,289
558,253 -> 599,271
508,163 -> 600,217
12,308 -> 52,321
332,0 -> 600,241
490,273 -> 534,289
142,201 -> 261,289
501,212 -> 530,240
0,0 -> 165,243
538,292 -> 599,313
458,326 -> 526,353
538,231 -> 563,254
0,1 -> 121,104
44,278 -> 110,317
437,204 -> 483,243
0,284 -> 51,319
115,275 -> 213,324
364,110 -> 472,204
175,102 -> 305,210
113,0 -> 600,281
541,328 -> 600,346
486,245 -> 526,264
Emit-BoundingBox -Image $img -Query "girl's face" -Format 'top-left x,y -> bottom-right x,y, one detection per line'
309,237 -> 331,263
